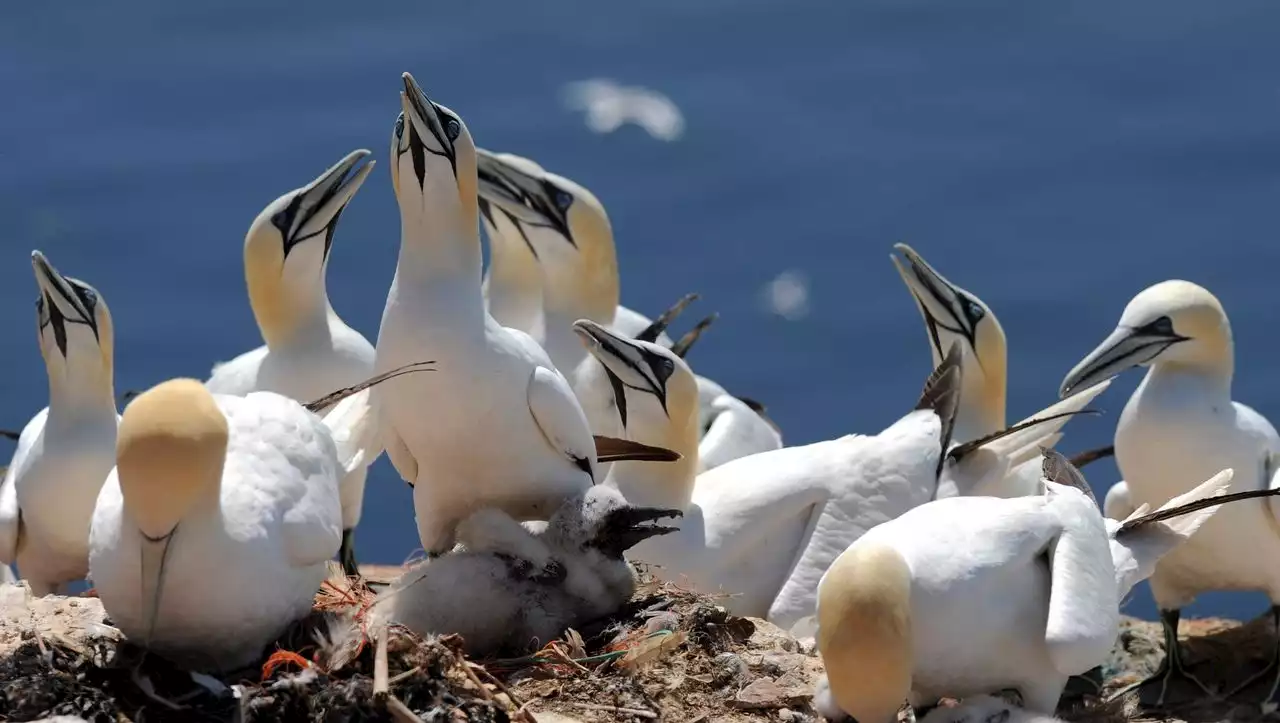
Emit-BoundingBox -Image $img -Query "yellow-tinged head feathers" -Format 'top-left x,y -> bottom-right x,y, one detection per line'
817,542 -> 914,723
117,379 -> 228,539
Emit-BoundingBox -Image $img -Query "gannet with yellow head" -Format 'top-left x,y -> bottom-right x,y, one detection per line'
0,252 -> 119,596
814,450 -> 1237,721
891,243 -> 1111,498
374,73 -> 652,556
88,378 -> 345,670
205,149 -> 377,577
1059,279 -> 1280,703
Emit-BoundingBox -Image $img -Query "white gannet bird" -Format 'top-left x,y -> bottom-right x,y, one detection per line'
891,243 -> 1111,498
86,369 -> 405,671
575,323 -> 1084,627
382,485 -> 679,657
1059,280 -> 1280,703
373,73 -> 669,556
0,252 -> 119,596
478,152 -> 547,336
699,392 -> 784,472
204,149 -> 376,577
474,148 -> 618,374
813,449 -> 1239,723
915,694 -> 1067,723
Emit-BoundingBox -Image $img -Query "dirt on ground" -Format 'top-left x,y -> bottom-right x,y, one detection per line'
0,563 -> 1277,723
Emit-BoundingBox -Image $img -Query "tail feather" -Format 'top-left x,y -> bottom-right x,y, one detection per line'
636,293 -> 699,343
1108,468 -> 1235,597
594,435 -> 682,463
307,361 -> 436,475
915,342 -> 963,477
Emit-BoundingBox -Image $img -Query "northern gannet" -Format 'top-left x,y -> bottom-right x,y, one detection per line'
891,243 -> 1111,498
87,365 -> 410,671
474,148 -> 618,374
1059,280 -> 1280,702
0,252 -> 119,596
205,149 -> 377,577
699,392 -> 784,472
576,323 -> 1081,627
813,450 -> 1238,722
374,73 -> 664,555
381,485 -> 679,657
478,152 -> 547,336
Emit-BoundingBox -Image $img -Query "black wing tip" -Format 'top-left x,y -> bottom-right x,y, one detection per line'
1067,444 -> 1116,470
636,292 -> 701,343
947,409 -> 1101,464
0,429 -> 19,442
1041,446 -> 1101,509
670,313 -> 719,359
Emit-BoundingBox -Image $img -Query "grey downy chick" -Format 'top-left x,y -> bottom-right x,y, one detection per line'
381,486 -> 680,657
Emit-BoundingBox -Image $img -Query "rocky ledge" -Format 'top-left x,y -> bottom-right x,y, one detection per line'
0,568 -> 1275,723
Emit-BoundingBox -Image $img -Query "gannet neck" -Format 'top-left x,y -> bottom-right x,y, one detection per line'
610,407 -> 700,510
244,253 -> 334,349
116,379 -> 228,539
817,542 -> 913,723
955,343 -> 1007,441
45,358 -> 116,420
482,214 -> 545,331
539,173 -> 620,325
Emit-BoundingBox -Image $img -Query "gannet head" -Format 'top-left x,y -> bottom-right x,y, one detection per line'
546,486 -> 681,559
243,149 -> 374,345
391,73 -> 478,247
31,251 -> 115,397
1059,280 -> 1229,397
116,378 -> 229,644
891,243 -> 1007,435
816,541 -> 914,723
572,319 -> 700,444
475,149 -> 619,316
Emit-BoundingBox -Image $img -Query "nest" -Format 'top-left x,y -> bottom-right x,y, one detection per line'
0,564 -> 825,722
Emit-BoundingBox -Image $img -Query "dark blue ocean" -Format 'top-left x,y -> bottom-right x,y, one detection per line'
4,1 -> 1280,622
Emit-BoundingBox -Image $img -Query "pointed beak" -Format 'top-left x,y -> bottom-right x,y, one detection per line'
574,319 -> 640,373
890,243 -> 974,357
138,532 -> 176,646
1059,326 -> 1184,398
400,72 -> 457,176
291,149 -> 375,243
32,251 -> 90,322
597,506 -> 683,558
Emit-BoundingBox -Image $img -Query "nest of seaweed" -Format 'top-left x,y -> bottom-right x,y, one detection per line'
0,563 -> 826,723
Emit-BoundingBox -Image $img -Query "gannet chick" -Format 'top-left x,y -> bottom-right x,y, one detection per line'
88,379 -> 351,671
474,148 -> 618,374
814,450 -> 1237,722
891,243 -> 1110,498
1059,280 -> 1280,703
382,486 -> 679,657
478,151 -> 547,337
375,74 -> 669,555
205,149 -> 376,577
0,252 -> 119,596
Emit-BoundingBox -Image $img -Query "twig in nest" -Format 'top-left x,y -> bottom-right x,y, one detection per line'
469,661 -> 525,708
387,665 -> 421,687
385,695 -> 421,723
373,622 -> 389,697
544,642 -> 592,675
572,702 -> 658,719
30,622 -> 52,667
461,659 -> 497,702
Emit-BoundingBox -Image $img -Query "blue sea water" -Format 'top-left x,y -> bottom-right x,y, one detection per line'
3,1 -> 1280,622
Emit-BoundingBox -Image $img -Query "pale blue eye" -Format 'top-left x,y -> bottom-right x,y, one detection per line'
555,190 -> 573,210
394,113 -> 405,140
445,119 -> 461,141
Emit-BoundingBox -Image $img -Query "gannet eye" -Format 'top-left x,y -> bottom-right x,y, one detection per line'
1148,316 -> 1175,336
73,285 -> 97,309
445,118 -> 461,141
964,298 -> 985,323
555,190 -> 573,211
35,295 -> 44,313
651,356 -> 675,384
394,113 -> 405,140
